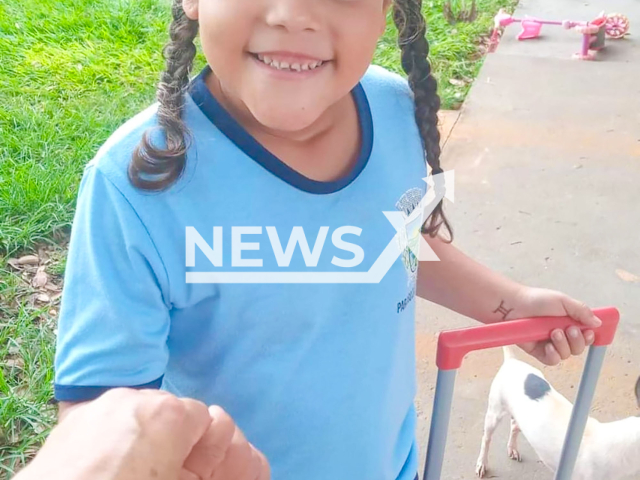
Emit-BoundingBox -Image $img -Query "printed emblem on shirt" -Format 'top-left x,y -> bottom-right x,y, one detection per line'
395,187 -> 424,285
395,187 -> 425,314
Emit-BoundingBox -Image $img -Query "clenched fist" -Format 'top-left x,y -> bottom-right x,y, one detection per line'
15,388 -> 270,480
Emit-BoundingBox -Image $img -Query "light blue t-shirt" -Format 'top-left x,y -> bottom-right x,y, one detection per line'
54,64 -> 428,480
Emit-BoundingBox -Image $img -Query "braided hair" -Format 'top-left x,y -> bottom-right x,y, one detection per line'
129,0 -> 198,190
393,0 -> 453,240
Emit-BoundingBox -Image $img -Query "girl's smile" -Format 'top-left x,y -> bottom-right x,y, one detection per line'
251,52 -> 328,73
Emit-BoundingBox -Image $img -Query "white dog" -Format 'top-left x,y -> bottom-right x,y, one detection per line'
475,347 -> 640,480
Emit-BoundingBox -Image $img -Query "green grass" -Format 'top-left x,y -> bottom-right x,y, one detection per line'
0,0 -> 515,476
0,0 -> 182,474
0,269 -> 57,478
0,0 -> 185,255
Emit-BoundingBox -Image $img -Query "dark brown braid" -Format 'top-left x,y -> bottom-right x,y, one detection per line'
129,0 -> 199,190
393,0 -> 453,241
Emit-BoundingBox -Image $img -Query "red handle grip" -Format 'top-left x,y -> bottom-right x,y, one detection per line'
436,306 -> 619,370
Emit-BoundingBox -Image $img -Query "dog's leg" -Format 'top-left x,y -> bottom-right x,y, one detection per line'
507,418 -> 522,461
475,398 -> 505,478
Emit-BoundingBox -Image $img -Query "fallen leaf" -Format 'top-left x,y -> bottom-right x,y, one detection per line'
18,255 -> 39,265
32,266 -> 48,288
44,282 -> 61,292
50,292 -> 62,302
8,346 -> 20,355
5,358 -> 25,369
449,78 -> 467,87
7,258 -> 20,269
36,293 -> 52,303
616,269 -> 640,283
49,309 -> 58,316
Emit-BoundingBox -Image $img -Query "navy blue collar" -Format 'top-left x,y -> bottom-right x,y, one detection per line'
188,66 -> 374,195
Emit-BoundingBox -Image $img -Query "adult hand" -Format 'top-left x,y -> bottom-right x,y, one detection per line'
182,405 -> 270,480
16,388 -> 270,480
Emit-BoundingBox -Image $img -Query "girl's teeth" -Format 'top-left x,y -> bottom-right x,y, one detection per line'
256,54 -> 324,72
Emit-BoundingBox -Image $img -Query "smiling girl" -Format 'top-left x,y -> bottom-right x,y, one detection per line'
54,1 -> 600,479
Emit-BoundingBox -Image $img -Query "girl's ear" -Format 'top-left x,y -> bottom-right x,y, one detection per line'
182,0 -> 198,20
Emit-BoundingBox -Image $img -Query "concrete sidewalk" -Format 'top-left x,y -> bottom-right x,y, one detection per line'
416,0 -> 640,478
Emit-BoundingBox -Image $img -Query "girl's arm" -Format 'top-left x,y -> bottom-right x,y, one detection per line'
416,235 -> 523,325
416,234 -> 601,365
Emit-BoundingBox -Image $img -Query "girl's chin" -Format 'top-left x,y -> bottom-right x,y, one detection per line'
248,105 -> 324,133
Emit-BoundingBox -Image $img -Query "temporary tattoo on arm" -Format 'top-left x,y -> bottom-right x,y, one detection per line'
493,300 -> 514,320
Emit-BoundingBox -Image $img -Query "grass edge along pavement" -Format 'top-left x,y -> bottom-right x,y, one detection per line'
0,0 -> 517,476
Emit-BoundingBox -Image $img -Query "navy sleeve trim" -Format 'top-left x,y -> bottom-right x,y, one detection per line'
54,376 -> 164,402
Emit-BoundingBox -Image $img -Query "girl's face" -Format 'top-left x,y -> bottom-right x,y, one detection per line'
183,0 -> 391,132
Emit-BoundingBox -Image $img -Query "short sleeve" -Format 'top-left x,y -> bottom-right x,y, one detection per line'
54,163 -> 171,402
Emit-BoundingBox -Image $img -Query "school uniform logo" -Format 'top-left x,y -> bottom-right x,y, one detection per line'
394,187 -> 424,313
395,187 -> 424,286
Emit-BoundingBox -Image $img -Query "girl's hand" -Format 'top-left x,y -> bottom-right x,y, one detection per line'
510,287 -> 602,366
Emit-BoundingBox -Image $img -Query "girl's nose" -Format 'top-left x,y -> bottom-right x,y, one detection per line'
264,0 -> 321,32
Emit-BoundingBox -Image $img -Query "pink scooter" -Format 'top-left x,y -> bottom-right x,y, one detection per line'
490,9 -> 630,60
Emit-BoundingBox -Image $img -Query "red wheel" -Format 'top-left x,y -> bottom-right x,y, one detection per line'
605,13 -> 630,39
